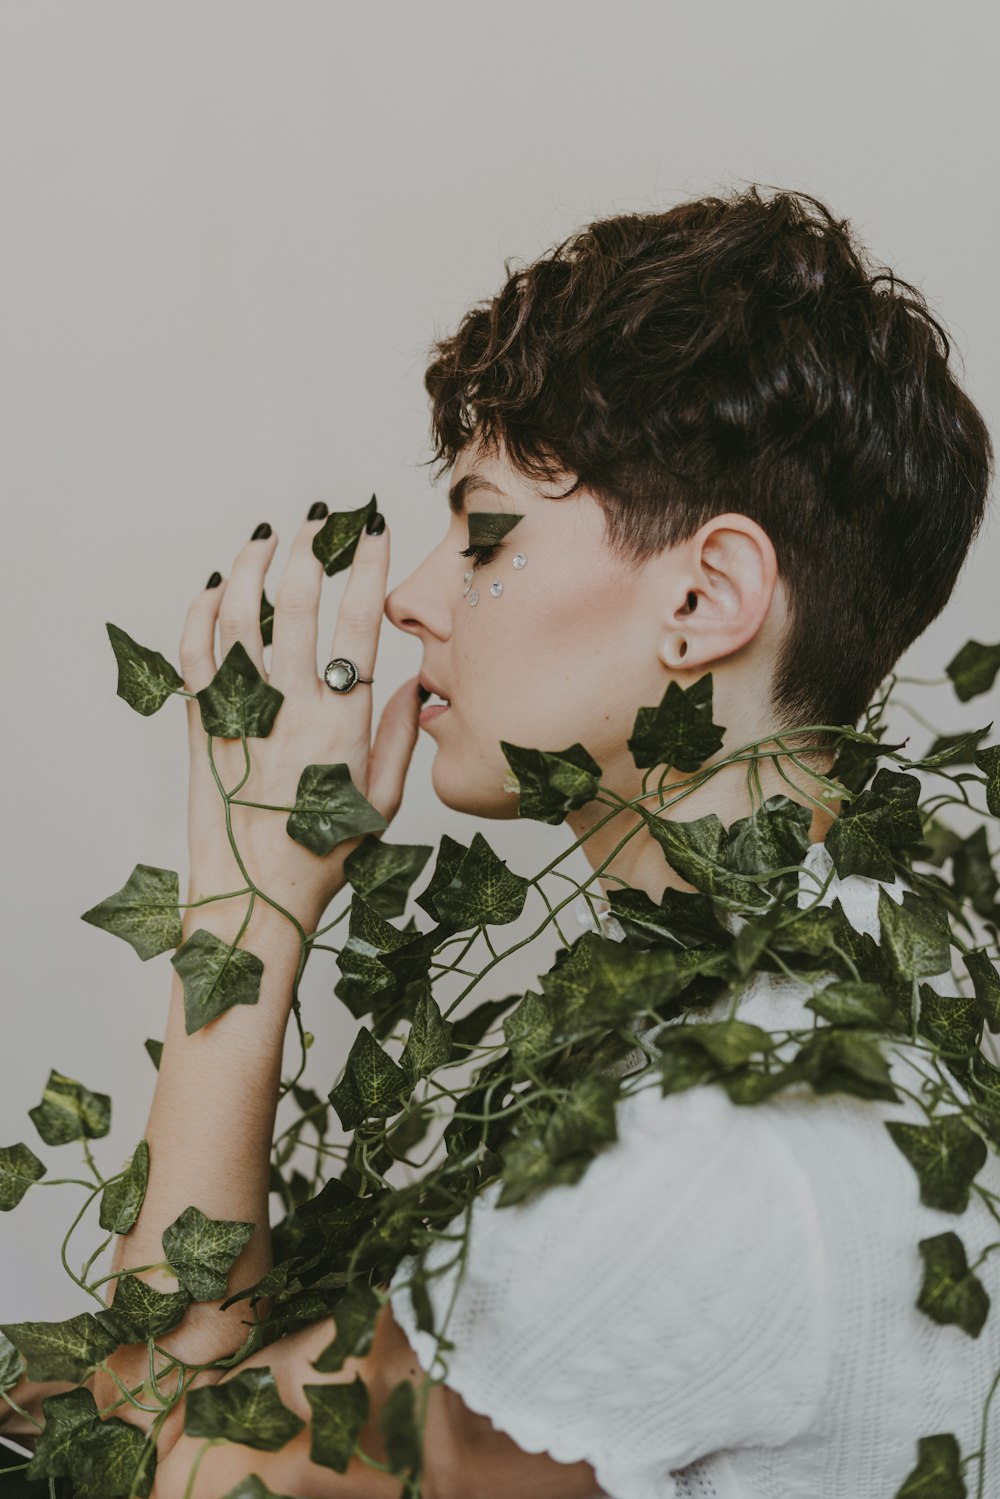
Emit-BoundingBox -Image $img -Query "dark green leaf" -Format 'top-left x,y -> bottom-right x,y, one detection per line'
312,496 -> 377,576
343,836 -> 433,918
916,1232 -> 990,1338
886,1115 -> 987,1213
805,981 -> 895,1027
0,1313 -> 118,1382
73,1414 -> 156,1497
305,1376 -> 370,1473
641,811 -> 771,908
80,864 -> 183,960
504,991 -> 557,1077
328,1026 -> 409,1132
334,896 -> 420,1022
24,1387 -> 100,1481
100,1271 -> 190,1341
431,832 -> 530,928
917,986 -> 982,1061
415,835 -> 469,923
259,588 -> 274,648
184,1366 -> 306,1451
286,764 -> 387,856
467,511 -> 524,547
105,623 -> 184,716
946,638 -> 1000,702
195,640 -> 284,738
379,1377 -> 422,1477
974,744 -> 1000,817
400,989 -> 453,1086
895,1432 -> 966,1498
0,1330 -> 23,1392
919,817 -> 967,868
0,1142 -> 46,1211
161,1204 -> 256,1301
794,1029 -> 900,1103
29,1069 -> 111,1146
825,768 -> 924,881
451,995 -> 521,1050
171,927 -> 264,1035
607,885 -> 726,949
311,1282 -> 381,1373
144,1037 -> 163,1070
627,674 -> 726,772
499,741 -> 603,824
964,948 -> 1000,1032
543,1074 -> 619,1163
879,889 -> 951,982
722,795 -> 813,886
99,1138 -> 149,1234
679,1019 -> 774,1068
951,826 -> 999,921
918,727 -> 992,767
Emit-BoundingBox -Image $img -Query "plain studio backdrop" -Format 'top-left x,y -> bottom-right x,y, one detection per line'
1,0 -> 997,1318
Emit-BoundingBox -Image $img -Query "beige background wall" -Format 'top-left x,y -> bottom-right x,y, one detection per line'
2,0 -> 997,1316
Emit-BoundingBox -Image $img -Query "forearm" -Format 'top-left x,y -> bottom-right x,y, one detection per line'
93,893 -> 310,1416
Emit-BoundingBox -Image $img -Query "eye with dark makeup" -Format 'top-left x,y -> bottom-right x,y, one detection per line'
460,510 -> 524,571
460,541 -> 502,570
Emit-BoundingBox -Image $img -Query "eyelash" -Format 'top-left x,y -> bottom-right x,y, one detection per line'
460,542 -> 503,570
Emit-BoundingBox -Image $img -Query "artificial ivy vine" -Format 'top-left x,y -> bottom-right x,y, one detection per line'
2,500 -> 1000,1499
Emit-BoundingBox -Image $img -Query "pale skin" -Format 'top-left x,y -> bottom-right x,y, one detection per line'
2,429 -> 837,1496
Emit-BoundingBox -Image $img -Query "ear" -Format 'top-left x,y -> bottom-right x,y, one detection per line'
656,514 -> 779,672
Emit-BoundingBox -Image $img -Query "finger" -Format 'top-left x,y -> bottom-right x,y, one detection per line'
324,516 -> 390,696
268,507 -> 328,692
217,525 -> 280,676
179,573 -> 226,749
367,677 -> 422,822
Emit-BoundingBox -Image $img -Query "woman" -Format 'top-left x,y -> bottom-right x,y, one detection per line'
4,185 -> 997,1497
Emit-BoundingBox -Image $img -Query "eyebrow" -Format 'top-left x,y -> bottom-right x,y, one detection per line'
448,473 -> 509,515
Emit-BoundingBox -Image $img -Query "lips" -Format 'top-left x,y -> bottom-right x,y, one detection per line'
418,675 -> 451,729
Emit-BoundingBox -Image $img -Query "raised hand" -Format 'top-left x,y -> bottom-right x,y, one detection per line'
178,506 -> 420,940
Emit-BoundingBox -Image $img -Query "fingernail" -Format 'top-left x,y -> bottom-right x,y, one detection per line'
307,501 -> 328,520
365,511 -> 385,537
251,522 -> 272,541
206,571 -> 222,589
417,683 -> 431,703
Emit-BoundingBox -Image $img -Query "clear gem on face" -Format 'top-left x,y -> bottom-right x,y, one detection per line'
490,580 -> 503,597
463,570 -> 474,583
468,590 -> 479,606
512,553 -> 527,569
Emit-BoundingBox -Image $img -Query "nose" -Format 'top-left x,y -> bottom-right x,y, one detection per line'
385,544 -> 452,641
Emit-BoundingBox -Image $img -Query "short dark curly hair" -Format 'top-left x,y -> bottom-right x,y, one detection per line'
422,185 -> 994,736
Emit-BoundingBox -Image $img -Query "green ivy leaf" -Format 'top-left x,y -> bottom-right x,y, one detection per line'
105,623 -> 184,716
451,994 -> 521,1051
24,1387 -> 99,1481
334,896 -> 420,1022
312,496 -> 377,576
504,991 -> 557,1077
721,795 -> 813,889
378,1378 -> 422,1478
627,674 -> 726,772
144,1037 -> 163,1070
343,836 -> 433,918
946,638 -> 1000,702
328,1027 -> 409,1132
0,1141 -> 46,1210
98,1138 -> 150,1235
793,1029 -> 900,1104
286,764 -> 387,856
916,1232 -> 990,1338
963,948 -> 1000,1032
29,1069 -> 111,1146
0,1313 -> 118,1382
678,1019 -> 774,1069
886,1115 -> 988,1213
825,768 -> 924,880
195,640 -> 285,739
0,1330 -> 23,1392
415,834 -> 469,923
918,727 -> 992,767
100,1271 -> 190,1342
499,741 -> 603,823
184,1366 -> 306,1451
171,927 -> 264,1035
895,1432 -> 966,1497
951,825 -> 999,921
161,1204 -> 256,1301
974,744 -> 1000,817
80,864 -> 183,960
430,832 -> 530,928
543,1073 -> 620,1163
304,1376 -> 371,1473
641,811 -> 771,909
72,1414 -> 156,1498
259,588 -> 274,648
400,989 -> 453,1087
917,986 -> 982,1061
607,885 -> 726,949
919,817 -> 967,868
311,1282 -> 381,1373
878,889 -> 951,982
805,980 -> 895,1027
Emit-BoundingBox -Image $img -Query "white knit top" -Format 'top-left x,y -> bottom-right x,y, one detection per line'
389,842 -> 1000,1498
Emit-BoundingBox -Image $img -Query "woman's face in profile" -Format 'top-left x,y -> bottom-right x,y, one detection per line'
386,433 -> 673,818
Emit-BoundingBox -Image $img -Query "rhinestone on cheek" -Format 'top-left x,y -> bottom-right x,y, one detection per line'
468,589 -> 479,606
489,581 -> 503,598
512,553 -> 527,569
463,570 -> 474,583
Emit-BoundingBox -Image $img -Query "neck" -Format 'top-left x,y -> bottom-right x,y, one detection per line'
565,736 -> 840,904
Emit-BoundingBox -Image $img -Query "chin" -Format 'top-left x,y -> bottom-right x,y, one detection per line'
429,749 -> 521,820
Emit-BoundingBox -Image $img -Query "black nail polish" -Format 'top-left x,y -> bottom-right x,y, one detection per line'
205,571 -> 222,589
365,511 -> 385,536
251,522 -> 272,541
417,684 -> 431,703
307,501 -> 328,520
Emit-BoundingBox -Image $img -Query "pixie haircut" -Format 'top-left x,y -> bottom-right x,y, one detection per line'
422,185 -> 994,736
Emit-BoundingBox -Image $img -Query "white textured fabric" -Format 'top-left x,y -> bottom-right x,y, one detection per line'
389,842 -> 1000,1498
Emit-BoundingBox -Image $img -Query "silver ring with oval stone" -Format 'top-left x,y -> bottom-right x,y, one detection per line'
323,657 -> 374,693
